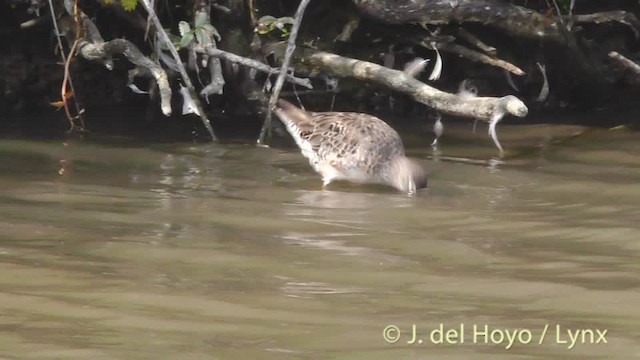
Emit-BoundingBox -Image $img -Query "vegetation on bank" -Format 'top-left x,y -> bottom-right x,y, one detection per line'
1,0 -> 639,140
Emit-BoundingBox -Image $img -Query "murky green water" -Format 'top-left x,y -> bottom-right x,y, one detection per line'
0,123 -> 639,359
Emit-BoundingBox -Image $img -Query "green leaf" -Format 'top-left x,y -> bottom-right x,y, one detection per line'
179,32 -> 194,49
256,27 -> 271,35
257,16 -> 276,26
276,17 -> 295,27
195,11 -> 208,28
178,21 -> 191,38
120,0 -> 137,11
195,28 -> 207,46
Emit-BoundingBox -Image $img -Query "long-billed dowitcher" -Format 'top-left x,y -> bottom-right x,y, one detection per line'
274,99 -> 427,194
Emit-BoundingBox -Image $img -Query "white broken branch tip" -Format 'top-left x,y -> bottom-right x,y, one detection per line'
180,85 -> 201,116
488,113 -> 504,153
484,96 -> 527,152
402,58 -> 429,77
504,69 -> 520,92
127,84 -> 149,94
429,44 -> 443,81
535,62 -> 549,102
501,95 -> 528,117
431,113 -> 443,147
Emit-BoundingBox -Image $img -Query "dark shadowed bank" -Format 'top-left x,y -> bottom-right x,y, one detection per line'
1,0 -> 639,141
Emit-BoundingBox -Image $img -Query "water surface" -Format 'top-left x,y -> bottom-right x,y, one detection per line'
0,122 -> 639,359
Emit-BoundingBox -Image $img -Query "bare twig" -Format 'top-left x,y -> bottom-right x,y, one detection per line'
195,45 -> 313,88
248,0 -> 257,25
192,6 -> 225,100
426,41 -> 525,76
457,28 -> 496,55
48,1 -> 67,63
548,0 -> 567,28
58,0 -> 86,132
212,3 -> 231,14
139,0 -> 217,141
63,35 -> 82,131
144,0 -> 155,41
569,0 -> 575,16
336,16 -> 360,42
257,0 -> 312,145
504,69 -> 520,92
20,17 -> 48,29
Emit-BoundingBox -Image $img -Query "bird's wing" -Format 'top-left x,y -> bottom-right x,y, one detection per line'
310,112 -> 404,172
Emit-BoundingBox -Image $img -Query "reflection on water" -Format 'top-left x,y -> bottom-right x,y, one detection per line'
0,123 -> 639,359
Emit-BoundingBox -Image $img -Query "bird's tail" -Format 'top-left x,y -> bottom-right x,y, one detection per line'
274,99 -> 312,126
273,99 -> 315,142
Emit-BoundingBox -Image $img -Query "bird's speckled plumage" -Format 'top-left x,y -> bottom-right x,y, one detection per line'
274,99 -> 427,193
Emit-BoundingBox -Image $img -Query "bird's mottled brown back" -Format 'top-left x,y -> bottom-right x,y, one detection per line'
307,111 -> 405,179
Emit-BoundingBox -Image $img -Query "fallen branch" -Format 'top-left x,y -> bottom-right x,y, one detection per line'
267,44 -> 528,122
258,0 -> 313,145
194,45 -> 313,89
351,0 -> 566,43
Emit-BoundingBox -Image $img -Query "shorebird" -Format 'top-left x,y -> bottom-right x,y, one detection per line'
274,99 -> 427,194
